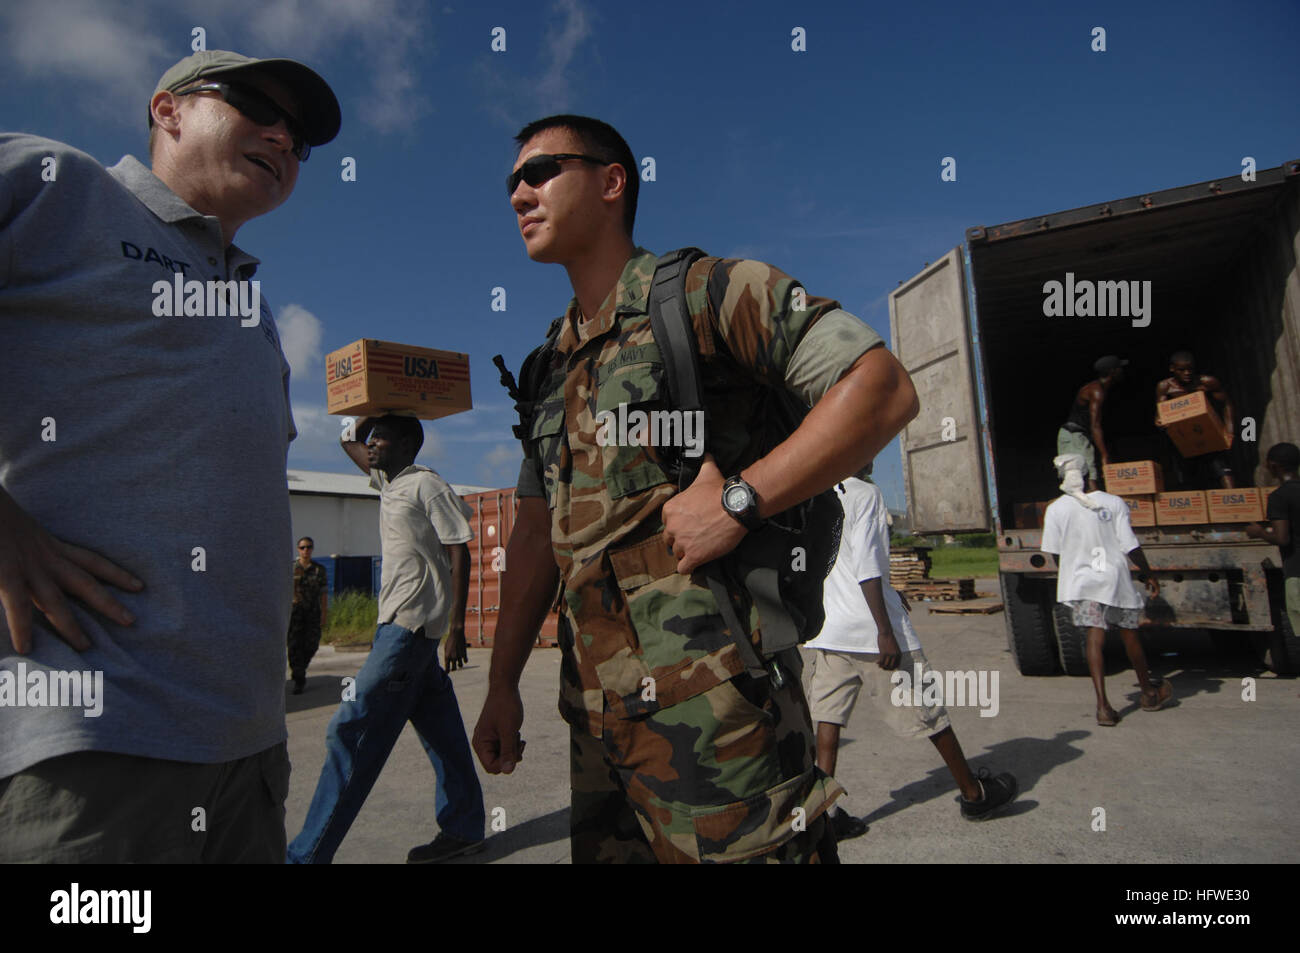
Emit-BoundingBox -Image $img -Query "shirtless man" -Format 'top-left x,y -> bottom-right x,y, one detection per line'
1059,356 -> 1127,492
1154,350 -> 1236,489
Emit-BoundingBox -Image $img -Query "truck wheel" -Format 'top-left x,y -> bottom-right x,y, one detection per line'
1000,572 -> 1061,675
1052,604 -> 1091,676
1259,577 -> 1300,675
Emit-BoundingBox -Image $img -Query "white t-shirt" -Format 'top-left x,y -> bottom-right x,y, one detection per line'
805,478 -> 920,653
1040,491 -> 1144,608
370,464 -> 474,636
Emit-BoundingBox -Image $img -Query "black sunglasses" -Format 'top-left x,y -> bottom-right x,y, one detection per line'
178,81 -> 311,162
507,153 -> 607,196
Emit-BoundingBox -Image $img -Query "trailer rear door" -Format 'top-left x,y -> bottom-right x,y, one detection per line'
889,247 -> 992,533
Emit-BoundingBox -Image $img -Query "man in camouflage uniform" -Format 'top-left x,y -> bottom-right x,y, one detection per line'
473,115 -> 920,863
288,536 -> 327,694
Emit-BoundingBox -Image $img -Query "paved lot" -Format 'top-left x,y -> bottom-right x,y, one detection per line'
285,580 -> 1299,864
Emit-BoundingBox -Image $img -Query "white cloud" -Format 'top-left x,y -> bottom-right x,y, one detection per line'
1,1 -> 169,113
276,302 -> 324,381
3,0 -> 433,133
536,0 -> 592,106
476,0 -> 595,126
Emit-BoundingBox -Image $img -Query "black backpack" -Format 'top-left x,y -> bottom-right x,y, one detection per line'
493,248 -> 843,686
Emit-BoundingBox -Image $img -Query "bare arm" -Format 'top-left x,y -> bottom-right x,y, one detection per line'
340,415 -> 377,474
1154,380 -> 1170,426
664,346 -> 919,572
1206,376 -> 1235,442
1087,383 -> 1108,466
1246,518 -> 1290,548
1128,546 -> 1160,597
473,495 -> 560,773
445,542 -> 469,635
859,576 -> 900,670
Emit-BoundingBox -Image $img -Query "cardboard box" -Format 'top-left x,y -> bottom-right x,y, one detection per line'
1013,500 -> 1052,529
1261,484 -> 1279,519
1103,461 -> 1165,496
1155,491 -> 1208,525
1157,391 -> 1231,457
326,339 -> 471,420
1123,495 -> 1156,527
1206,487 -> 1263,523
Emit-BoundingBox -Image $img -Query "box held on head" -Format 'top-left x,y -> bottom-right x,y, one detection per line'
1155,491 -> 1208,525
1157,392 -> 1231,457
1103,461 -> 1164,496
1206,487 -> 1263,523
326,339 -> 471,421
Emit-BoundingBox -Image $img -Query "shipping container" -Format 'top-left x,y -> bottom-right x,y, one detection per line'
459,487 -> 560,648
891,160 -> 1300,675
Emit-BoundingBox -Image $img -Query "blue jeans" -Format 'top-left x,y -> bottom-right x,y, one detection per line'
287,622 -> 484,863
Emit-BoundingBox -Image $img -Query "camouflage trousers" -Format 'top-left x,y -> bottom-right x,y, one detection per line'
286,605 -> 321,680
569,657 -> 844,864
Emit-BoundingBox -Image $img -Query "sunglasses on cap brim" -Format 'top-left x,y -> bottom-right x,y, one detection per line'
507,153 -> 608,196
177,81 -> 311,162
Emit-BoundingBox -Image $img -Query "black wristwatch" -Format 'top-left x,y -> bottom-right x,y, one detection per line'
721,475 -> 764,531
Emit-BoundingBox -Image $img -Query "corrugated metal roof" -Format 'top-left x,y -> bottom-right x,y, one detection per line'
287,469 -> 493,498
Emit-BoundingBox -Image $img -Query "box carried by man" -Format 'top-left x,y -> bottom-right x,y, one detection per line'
326,338 -> 471,420
1157,391 -> 1231,458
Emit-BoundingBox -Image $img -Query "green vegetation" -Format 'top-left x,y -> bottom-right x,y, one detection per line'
322,590 -> 378,646
928,547 -> 999,579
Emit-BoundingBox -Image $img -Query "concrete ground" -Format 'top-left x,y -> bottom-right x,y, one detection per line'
285,579 -> 1299,864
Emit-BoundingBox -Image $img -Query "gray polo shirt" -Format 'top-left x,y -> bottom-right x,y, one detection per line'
0,134 -> 297,776
370,465 -> 473,637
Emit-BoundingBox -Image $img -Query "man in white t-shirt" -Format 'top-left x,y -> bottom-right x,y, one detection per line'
288,414 -> 485,864
803,466 -> 1018,836
1040,453 -> 1171,726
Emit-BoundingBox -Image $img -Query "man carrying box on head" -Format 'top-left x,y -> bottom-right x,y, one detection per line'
1155,350 -> 1236,490
288,414 -> 485,864
1059,356 -> 1127,492
1041,454 -> 1172,726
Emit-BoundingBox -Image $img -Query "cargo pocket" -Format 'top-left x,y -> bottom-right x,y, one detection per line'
689,769 -> 843,864
593,360 -> 671,499
529,397 -> 566,507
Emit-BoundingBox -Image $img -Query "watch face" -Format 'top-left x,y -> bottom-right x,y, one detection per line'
724,483 -> 751,512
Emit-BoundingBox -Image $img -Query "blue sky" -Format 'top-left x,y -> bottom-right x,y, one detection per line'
4,0 -> 1298,512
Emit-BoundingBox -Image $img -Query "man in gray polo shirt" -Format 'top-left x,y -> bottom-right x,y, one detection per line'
0,51 -> 340,862
288,414 -> 485,863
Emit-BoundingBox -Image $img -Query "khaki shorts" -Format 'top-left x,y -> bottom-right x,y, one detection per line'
0,743 -> 289,863
804,648 -> 950,739
1057,428 -> 1099,483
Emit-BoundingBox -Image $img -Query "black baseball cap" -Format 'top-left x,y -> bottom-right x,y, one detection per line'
150,50 -> 340,146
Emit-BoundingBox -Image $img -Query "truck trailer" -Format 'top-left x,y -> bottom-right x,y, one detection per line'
890,160 -> 1300,676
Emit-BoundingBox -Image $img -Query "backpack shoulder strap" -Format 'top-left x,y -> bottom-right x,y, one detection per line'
646,247 -> 707,488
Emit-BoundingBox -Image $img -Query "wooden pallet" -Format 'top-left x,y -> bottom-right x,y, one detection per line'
928,599 -> 1005,615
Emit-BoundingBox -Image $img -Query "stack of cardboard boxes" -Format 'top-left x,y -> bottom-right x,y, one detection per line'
1100,460 -> 1265,525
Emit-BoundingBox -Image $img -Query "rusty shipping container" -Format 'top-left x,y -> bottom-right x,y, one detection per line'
459,487 -> 559,648
891,160 -> 1300,676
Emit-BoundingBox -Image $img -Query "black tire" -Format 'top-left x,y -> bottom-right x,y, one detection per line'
1052,603 -> 1091,676
1000,572 -> 1061,676
1259,575 -> 1300,675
